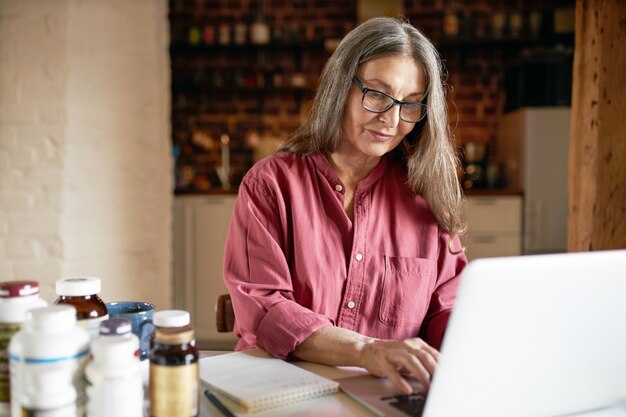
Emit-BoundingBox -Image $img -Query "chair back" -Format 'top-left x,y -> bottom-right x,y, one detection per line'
216,293 -> 235,332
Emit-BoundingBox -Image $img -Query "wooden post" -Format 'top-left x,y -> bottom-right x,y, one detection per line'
568,0 -> 626,251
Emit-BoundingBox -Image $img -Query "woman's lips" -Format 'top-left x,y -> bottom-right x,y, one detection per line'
368,130 -> 394,142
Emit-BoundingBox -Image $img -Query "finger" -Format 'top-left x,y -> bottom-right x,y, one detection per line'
381,364 -> 414,395
406,338 -> 441,363
421,343 -> 441,362
397,344 -> 438,377
413,348 -> 438,376
399,355 -> 432,390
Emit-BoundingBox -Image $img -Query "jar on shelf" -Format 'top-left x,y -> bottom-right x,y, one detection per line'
233,22 -> 247,45
250,16 -> 270,45
187,26 -> 201,45
202,25 -> 216,45
218,23 -> 231,45
443,1 -> 460,39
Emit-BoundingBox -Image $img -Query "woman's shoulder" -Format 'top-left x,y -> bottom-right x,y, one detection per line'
242,151 -> 318,189
246,151 -> 308,177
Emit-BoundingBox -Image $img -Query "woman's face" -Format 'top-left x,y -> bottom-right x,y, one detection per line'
339,54 -> 426,164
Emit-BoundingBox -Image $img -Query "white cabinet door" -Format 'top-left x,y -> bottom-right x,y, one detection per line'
463,196 -> 522,261
174,195 -> 237,350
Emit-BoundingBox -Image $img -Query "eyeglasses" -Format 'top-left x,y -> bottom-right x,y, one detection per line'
352,76 -> 427,123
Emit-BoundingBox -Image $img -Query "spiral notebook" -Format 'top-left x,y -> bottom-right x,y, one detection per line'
199,349 -> 340,413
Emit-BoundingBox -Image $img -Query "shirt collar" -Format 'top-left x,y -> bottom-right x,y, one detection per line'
310,152 -> 390,192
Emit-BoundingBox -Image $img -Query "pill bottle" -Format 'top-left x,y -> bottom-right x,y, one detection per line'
9,305 -> 90,417
0,281 -> 48,416
20,365 -> 76,417
98,317 -> 140,358
86,331 -> 142,417
149,310 -> 199,417
54,277 -> 108,339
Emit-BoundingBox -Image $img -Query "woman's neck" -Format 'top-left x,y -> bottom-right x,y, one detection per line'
327,151 -> 381,187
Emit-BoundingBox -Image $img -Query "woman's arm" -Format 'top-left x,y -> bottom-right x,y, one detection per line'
293,325 -> 439,395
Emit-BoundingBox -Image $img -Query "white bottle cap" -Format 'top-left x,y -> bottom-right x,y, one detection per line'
56,277 -> 101,296
26,305 -> 77,332
153,310 -> 190,328
91,335 -> 139,366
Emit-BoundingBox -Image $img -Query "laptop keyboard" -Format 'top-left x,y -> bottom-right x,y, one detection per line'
381,393 -> 426,416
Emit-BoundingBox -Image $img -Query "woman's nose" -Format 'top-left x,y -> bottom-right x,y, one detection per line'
377,103 -> 401,126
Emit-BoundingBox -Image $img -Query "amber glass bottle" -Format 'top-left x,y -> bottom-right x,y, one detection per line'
149,310 -> 199,417
54,277 -> 108,339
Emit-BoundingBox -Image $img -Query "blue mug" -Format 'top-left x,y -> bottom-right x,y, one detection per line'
106,301 -> 155,360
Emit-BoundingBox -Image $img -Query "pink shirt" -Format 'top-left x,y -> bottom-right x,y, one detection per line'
223,151 -> 467,359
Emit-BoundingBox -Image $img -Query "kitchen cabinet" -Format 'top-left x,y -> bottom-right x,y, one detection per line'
463,195 -> 523,261
173,194 -> 237,350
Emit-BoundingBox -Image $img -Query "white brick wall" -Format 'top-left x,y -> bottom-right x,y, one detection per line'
0,0 -> 172,308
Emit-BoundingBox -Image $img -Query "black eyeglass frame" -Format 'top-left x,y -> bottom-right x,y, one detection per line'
352,76 -> 428,123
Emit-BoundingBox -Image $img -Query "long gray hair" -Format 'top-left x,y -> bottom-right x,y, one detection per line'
280,17 -> 466,238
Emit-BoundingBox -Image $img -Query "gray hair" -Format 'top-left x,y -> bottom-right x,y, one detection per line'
281,17 -> 465,238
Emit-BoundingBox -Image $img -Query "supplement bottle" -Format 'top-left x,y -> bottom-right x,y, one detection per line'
98,317 -> 142,359
54,277 -> 108,340
85,325 -> 142,417
9,305 -> 90,417
149,310 -> 199,417
20,365 -> 76,417
0,281 -> 47,417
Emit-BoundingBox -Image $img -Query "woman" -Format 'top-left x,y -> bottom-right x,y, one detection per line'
223,16 -> 467,395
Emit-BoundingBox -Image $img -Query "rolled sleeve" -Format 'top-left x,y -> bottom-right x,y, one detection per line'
224,175 -> 333,359
256,300 -> 332,359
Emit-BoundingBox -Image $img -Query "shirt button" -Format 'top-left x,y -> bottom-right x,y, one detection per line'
335,184 -> 343,192
347,301 -> 356,309
355,252 -> 363,261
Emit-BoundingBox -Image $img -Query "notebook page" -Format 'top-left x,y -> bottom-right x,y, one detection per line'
200,349 -> 339,412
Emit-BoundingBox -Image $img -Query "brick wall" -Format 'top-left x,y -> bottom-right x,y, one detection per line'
404,0 -> 574,158
170,0 -> 355,191
171,0 -> 573,192
0,0 -> 173,307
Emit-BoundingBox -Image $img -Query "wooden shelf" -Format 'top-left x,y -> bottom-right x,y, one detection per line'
436,33 -> 574,50
172,84 -> 315,94
170,41 -> 326,54
196,114 -> 304,124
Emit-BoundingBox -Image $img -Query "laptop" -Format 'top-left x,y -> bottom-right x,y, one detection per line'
339,250 -> 626,417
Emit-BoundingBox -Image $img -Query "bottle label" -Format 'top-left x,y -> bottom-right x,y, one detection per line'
149,363 -> 198,417
10,351 -> 88,417
0,323 -> 21,403
86,372 -> 143,417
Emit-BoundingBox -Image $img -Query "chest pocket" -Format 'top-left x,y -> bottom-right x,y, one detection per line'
379,256 -> 437,327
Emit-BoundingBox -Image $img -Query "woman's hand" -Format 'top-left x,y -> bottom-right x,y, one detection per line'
357,338 -> 440,395
293,326 -> 439,395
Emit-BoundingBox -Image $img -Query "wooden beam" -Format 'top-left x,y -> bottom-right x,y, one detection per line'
568,0 -> 626,251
